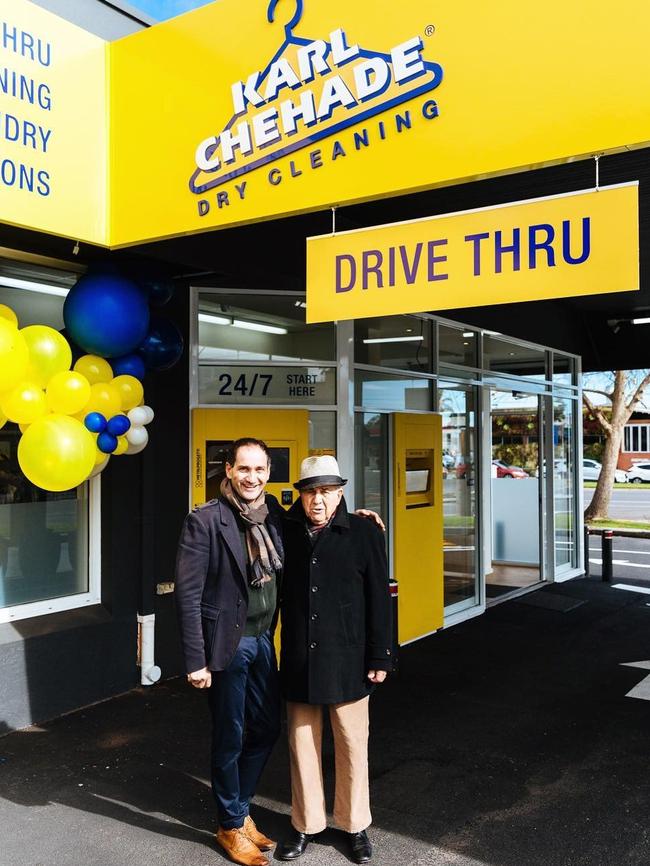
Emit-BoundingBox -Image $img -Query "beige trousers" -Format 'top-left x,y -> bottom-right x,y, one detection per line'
287,697 -> 371,835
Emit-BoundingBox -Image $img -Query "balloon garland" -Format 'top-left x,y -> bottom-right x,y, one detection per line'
0,271 -> 182,492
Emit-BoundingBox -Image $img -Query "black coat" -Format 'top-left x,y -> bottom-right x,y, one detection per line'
175,496 -> 284,674
279,497 -> 393,705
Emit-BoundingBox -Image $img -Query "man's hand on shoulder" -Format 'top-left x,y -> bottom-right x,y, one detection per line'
355,509 -> 386,531
187,667 -> 212,689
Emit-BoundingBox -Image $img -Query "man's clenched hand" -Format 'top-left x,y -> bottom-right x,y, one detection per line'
187,667 -> 212,689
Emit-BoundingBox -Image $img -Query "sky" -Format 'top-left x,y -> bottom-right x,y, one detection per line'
125,0 -> 213,21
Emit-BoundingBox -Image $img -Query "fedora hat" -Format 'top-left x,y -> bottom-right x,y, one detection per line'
294,455 -> 348,491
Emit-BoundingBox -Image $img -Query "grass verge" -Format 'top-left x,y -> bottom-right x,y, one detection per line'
587,518 -> 650,532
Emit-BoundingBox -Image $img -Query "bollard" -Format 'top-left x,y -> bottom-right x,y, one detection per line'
601,530 -> 614,583
389,579 -> 399,674
584,526 -> 590,577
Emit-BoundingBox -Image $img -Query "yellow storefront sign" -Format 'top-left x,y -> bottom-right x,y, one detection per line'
109,0 -> 650,246
0,0 -> 107,244
306,185 -> 639,323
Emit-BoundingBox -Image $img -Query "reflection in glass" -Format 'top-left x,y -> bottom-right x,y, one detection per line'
483,336 -> 547,381
0,424 -> 88,610
490,390 -> 541,592
554,398 -> 575,570
439,383 -> 478,609
354,413 -> 388,529
198,292 -> 335,363
309,412 -> 336,454
355,316 -> 431,372
355,370 -> 431,411
553,353 -> 575,386
438,325 -> 477,368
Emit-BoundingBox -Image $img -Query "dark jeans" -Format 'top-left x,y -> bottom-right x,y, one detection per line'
207,630 -> 281,829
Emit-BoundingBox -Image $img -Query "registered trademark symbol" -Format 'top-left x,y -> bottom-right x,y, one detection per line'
425,24 -> 435,36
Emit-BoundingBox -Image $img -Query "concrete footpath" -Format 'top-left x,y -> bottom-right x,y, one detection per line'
2,576 -> 650,866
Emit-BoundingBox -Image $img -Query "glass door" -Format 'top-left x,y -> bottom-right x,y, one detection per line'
439,381 -> 480,615
488,389 -> 545,599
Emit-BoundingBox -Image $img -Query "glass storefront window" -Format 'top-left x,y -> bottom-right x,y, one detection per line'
438,324 -> 478,368
0,277 -> 90,616
554,397 -> 575,571
483,336 -> 548,381
198,292 -> 335,363
438,383 -> 478,610
553,353 -> 575,386
355,370 -> 432,411
355,316 -> 431,372
355,413 -> 389,528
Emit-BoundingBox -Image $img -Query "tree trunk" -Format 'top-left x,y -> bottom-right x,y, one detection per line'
584,428 -> 622,521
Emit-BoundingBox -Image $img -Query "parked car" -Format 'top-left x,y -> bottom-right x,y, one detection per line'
582,458 -> 627,484
626,462 -> 650,483
492,459 -> 529,479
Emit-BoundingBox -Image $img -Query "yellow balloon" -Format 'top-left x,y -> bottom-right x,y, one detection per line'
21,325 -> 72,388
94,447 -> 107,465
18,414 -> 96,492
46,371 -> 92,415
0,408 -> 7,431
73,354 -> 113,385
0,304 -> 18,327
81,382 -> 122,419
1,381 -> 47,425
112,375 -> 144,411
114,435 -> 129,455
0,319 -> 29,392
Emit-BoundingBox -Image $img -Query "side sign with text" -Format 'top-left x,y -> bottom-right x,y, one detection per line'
306,185 -> 639,323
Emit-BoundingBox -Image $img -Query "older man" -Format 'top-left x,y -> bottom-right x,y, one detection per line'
277,456 -> 393,864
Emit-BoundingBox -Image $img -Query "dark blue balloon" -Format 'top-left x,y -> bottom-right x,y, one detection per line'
97,431 -> 118,454
63,273 -> 150,359
142,278 -> 175,307
84,412 -> 107,434
138,316 -> 184,372
106,414 -> 131,436
111,353 -> 146,381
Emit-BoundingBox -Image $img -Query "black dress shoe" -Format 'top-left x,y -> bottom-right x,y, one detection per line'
348,829 -> 373,864
277,830 -> 313,860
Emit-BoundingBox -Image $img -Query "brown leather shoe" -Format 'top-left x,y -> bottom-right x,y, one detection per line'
243,815 -> 275,851
215,827 -> 268,866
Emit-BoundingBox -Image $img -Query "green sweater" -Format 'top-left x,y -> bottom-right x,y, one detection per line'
236,521 -> 277,637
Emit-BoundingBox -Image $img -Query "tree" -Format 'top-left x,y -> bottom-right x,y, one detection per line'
583,370 -> 650,520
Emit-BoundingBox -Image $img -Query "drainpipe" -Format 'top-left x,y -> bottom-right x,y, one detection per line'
137,414 -> 160,686
138,613 -> 162,685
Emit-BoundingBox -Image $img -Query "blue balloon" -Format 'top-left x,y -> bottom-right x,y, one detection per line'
142,278 -> 175,307
111,353 -> 146,381
138,315 -> 184,372
106,414 -> 131,436
97,431 -> 118,454
84,412 -> 107,434
63,273 -> 150,358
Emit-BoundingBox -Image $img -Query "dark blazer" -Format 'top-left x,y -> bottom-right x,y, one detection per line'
279,497 -> 393,705
175,495 -> 284,674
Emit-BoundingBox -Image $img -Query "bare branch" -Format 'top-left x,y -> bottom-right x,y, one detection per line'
627,371 -> 650,415
582,387 -> 613,401
582,391 -> 612,435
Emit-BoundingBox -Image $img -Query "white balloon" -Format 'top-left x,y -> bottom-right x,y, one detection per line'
128,407 -> 148,426
89,456 -> 110,478
126,438 -> 148,455
126,426 -> 149,447
141,405 -> 154,425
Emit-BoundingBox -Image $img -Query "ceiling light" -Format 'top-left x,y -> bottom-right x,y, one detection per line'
198,312 -> 231,326
462,332 -> 475,338
363,336 -> 424,344
232,319 -> 288,335
632,317 -> 650,325
0,276 -> 70,297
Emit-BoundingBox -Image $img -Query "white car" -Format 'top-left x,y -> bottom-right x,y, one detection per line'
583,458 -> 627,484
626,462 -> 650,483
